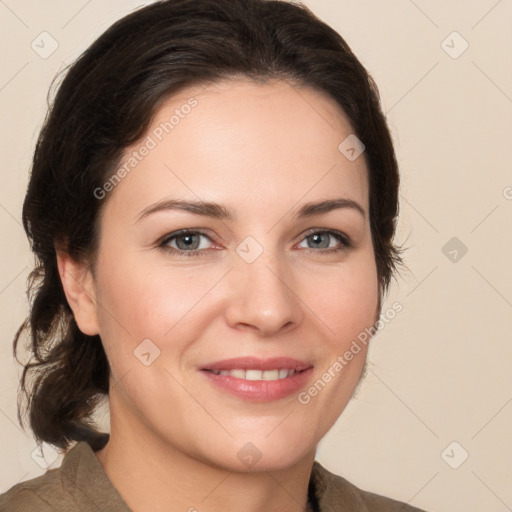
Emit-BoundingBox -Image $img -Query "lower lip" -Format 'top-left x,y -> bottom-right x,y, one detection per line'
201,368 -> 313,402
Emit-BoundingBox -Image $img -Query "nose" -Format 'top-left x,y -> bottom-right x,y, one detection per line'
223,248 -> 303,337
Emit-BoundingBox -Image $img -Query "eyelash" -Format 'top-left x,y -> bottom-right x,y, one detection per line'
157,229 -> 352,258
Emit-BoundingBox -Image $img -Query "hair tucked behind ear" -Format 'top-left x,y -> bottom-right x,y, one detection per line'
14,0 -> 403,452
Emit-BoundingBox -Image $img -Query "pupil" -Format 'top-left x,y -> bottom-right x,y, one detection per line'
178,234 -> 198,250
311,233 -> 327,248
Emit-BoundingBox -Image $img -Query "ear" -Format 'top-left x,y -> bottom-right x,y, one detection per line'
56,249 -> 100,336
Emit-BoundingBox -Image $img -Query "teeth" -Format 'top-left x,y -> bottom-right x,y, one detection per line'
246,369 -> 262,381
262,369 -> 279,380
210,368 -> 298,381
230,369 -> 246,379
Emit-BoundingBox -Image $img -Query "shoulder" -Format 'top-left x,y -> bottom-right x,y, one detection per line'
0,467 -> 68,512
311,461 -> 430,512
0,441 -> 131,512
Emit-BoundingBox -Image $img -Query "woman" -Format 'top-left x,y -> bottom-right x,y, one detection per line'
0,0 -> 428,510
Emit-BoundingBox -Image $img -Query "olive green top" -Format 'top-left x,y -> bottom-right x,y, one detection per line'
0,441 -> 429,511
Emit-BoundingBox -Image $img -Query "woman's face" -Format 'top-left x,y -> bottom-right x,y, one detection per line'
85,78 -> 379,471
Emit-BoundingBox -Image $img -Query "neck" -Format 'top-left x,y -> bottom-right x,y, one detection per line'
95,403 -> 316,512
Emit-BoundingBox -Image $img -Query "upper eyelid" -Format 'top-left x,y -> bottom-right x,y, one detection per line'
159,229 -> 214,244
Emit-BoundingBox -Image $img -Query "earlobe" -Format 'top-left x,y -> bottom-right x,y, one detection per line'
56,249 -> 100,336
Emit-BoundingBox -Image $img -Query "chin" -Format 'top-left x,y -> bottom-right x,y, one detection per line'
195,431 -> 318,474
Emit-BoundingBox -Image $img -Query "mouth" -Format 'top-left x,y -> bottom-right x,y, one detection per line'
200,357 -> 313,401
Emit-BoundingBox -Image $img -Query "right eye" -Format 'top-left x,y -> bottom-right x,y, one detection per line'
158,229 -> 217,257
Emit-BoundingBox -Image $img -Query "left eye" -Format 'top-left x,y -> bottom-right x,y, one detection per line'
296,230 -> 351,251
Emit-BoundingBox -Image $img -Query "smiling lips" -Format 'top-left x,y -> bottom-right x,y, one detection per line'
201,356 -> 313,401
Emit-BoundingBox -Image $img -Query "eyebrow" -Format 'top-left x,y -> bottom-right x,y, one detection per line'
136,197 -> 366,222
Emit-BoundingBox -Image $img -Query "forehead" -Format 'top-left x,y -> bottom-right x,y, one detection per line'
103,78 -> 369,221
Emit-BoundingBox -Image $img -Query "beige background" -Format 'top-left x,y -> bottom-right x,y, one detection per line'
1,1 -> 511,511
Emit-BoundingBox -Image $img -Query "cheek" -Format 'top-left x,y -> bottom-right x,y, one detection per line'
308,256 -> 379,349
93,252 -> 220,362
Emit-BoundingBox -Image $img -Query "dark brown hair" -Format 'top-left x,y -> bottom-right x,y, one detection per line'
14,0 -> 402,452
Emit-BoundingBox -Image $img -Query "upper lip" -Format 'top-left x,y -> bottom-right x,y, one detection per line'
201,356 -> 312,372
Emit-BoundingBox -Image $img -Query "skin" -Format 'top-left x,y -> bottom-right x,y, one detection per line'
57,78 -> 380,512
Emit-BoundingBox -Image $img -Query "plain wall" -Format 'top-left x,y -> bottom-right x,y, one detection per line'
1,1 -> 511,511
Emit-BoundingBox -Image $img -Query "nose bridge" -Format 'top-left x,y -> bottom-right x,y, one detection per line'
224,237 -> 302,335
